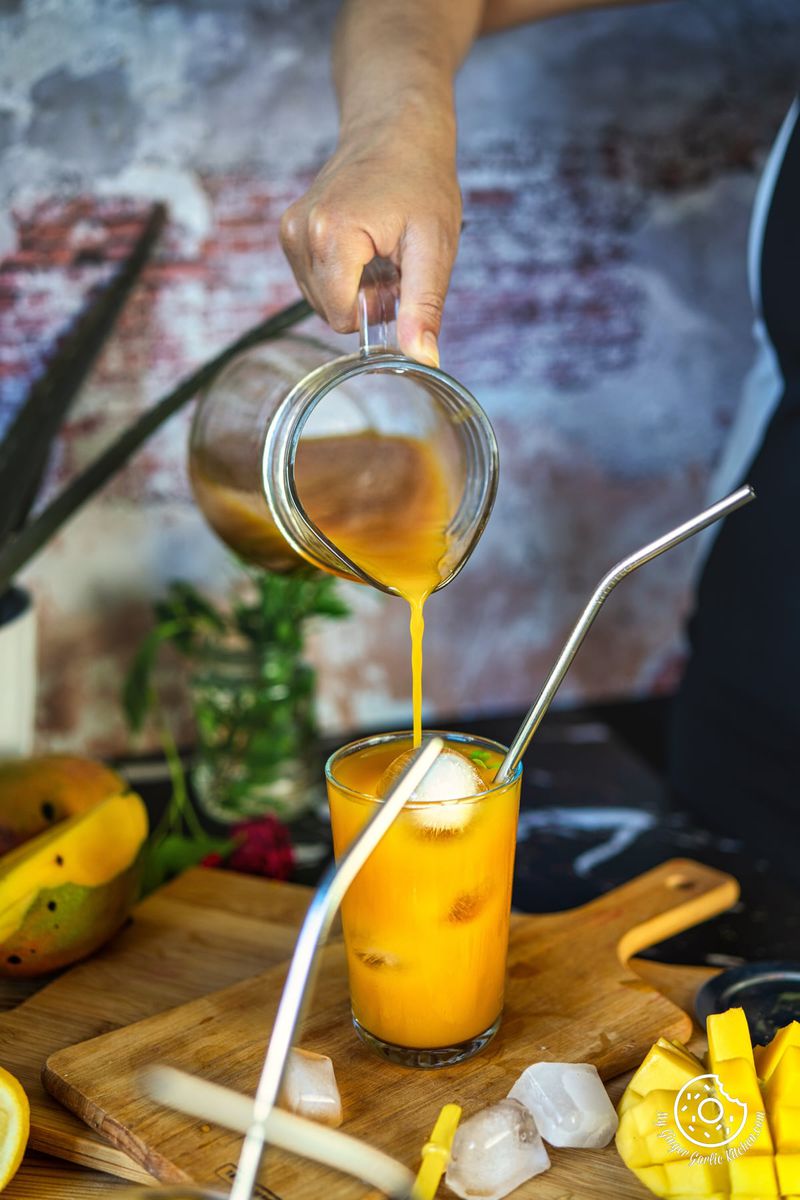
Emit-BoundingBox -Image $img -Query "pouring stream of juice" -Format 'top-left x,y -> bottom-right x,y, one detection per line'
295,433 -> 452,746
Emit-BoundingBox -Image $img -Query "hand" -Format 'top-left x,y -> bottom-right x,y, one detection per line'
280,117 -> 462,367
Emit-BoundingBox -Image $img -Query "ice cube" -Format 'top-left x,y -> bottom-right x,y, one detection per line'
377,747 -> 485,833
448,888 -> 486,923
445,1098 -> 550,1200
508,1061 -> 618,1149
353,945 -> 401,969
278,1048 -> 342,1127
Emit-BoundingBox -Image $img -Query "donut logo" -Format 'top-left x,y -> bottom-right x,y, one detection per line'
674,1074 -> 748,1149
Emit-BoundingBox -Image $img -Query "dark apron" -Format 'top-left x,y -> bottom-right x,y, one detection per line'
669,99 -> 800,873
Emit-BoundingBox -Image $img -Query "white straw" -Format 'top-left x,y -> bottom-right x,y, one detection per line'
144,1066 -> 414,1197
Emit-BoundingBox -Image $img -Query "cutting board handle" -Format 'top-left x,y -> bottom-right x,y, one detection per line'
575,858 -> 739,965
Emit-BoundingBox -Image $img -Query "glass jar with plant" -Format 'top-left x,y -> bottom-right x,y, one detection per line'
123,567 -> 348,824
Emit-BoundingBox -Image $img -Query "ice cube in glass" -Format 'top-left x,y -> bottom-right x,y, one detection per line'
377,747 -> 484,834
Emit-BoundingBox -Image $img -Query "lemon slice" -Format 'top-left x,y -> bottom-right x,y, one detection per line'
0,1066 -> 29,1190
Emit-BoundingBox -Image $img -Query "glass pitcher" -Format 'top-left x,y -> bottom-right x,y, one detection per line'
188,259 -> 498,595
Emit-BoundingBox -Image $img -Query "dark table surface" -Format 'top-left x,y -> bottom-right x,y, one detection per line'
126,708 -> 799,973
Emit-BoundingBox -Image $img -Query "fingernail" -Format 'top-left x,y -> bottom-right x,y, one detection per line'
415,331 -> 440,368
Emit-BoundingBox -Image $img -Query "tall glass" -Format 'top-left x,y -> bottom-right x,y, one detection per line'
326,732 -> 523,1068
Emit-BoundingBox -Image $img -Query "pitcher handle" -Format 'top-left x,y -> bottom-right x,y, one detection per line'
358,256 -> 400,357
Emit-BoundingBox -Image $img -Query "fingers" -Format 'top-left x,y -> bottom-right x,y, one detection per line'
280,200 -> 375,334
279,136 -> 462,358
395,221 -> 458,368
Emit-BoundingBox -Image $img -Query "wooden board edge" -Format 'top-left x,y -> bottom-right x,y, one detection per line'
41,1062 -> 182,1185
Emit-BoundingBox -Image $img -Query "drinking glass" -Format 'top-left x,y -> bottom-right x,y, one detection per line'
326,731 -> 523,1068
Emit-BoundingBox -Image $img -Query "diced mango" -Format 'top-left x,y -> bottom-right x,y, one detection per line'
616,1109 -> 653,1170
618,1085 -> 643,1116
714,1058 -> 773,1155
728,1154 -> 779,1195
628,1041 -> 706,1097
770,1106 -> 800,1153
645,1130 -> 687,1165
664,1159 -> 728,1194
633,1165 -> 671,1197
616,1009 -> 800,1199
629,1091 -> 688,1137
756,1024 -> 800,1084
764,1046 -> 800,1115
776,1155 -> 800,1194
708,1009 -> 755,1070
659,1037 -> 706,1069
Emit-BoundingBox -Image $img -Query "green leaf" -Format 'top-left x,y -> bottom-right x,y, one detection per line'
167,581 -> 226,627
155,582 -> 227,654
140,832 -> 234,896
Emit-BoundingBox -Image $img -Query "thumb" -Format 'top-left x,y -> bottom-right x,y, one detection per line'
396,226 -> 455,368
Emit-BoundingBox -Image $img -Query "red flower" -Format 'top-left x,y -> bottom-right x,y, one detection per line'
204,815 -> 294,881
201,851 -> 225,868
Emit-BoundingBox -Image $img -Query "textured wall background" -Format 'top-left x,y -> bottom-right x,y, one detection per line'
0,0 -> 798,754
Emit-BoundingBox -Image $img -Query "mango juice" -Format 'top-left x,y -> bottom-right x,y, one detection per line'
326,733 -> 522,1056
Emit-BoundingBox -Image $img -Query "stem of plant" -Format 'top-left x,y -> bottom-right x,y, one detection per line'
154,710 -> 205,841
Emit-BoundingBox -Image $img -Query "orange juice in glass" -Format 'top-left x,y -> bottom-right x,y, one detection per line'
326,731 -> 522,1067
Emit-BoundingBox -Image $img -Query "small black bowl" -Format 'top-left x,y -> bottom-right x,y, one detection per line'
695,961 -> 800,1045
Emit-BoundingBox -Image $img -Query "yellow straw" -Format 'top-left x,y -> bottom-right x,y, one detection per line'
412,1103 -> 462,1200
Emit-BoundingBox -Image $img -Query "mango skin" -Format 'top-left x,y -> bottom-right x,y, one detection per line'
0,867 -> 142,976
0,755 -> 127,854
0,787 -> 148,977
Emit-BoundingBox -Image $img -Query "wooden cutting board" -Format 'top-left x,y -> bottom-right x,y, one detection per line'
44,858 -> 737,1198
5,1153 -> 134,1198
0,868 -> 313,1182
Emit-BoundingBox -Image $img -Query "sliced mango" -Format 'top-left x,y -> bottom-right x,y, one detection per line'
765,1047 -> 800,1116
664,1159 -> 728,1193
728,1154 -> 779,1195
616,1109 -> 653,1169
633,1165 -> 670,1197
0,755 -> 127,852
777,1157 -> 800,1194
0,790 -> 147,976
757,1025 -> 800,1084
628,1040 -> 705,1097
771,1108 -> 800,1153
708,1008 -> 755,1070
714,1058 -> 773,1155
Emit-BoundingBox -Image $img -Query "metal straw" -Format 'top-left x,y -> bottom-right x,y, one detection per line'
229,736 -> 445,1200
496,484 -> 756,782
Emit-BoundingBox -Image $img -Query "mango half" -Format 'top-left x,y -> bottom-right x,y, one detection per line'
616,1008 -> 800,1198
0,775 -> 148,977
0,755 -> 128,855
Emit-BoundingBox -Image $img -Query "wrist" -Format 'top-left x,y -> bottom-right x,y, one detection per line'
339,84 -> 457,159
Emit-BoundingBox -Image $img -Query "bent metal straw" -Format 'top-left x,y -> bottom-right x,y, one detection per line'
497,484 -> 756,783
